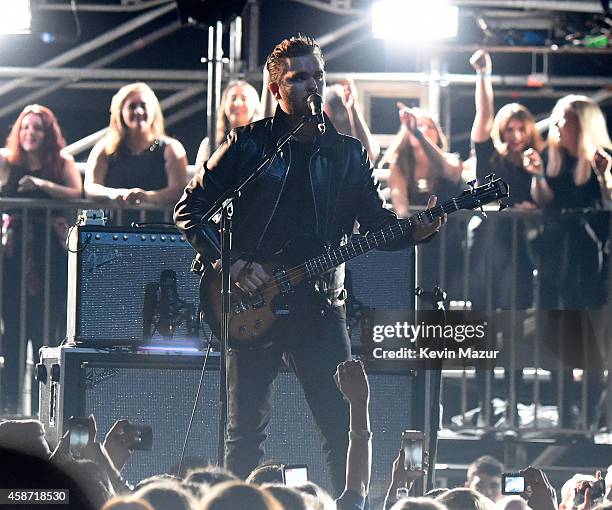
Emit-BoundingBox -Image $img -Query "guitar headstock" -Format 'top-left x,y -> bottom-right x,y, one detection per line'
457,174 -> 509,212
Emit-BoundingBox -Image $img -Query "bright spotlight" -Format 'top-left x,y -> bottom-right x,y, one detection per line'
0,0 -> 31,35
372,0 -> 458,42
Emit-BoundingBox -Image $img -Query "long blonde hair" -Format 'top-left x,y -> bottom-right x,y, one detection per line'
491,103 -> 544,156
546,95 -> 611,181
104,82 -> 165,155
215,80 -> 261,147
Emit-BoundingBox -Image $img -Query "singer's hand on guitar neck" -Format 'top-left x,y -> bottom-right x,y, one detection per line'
411,195 -> 446,243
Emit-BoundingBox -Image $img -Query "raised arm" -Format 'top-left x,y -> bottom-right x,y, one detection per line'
334,360 -> 371,498
342,79 -> 380,163
470,50 -> 494,144
397,103 -> 462,183
525,149 -> 554,207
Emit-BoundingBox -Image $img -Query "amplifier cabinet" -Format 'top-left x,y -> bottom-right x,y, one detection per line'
67,226 -> 204,346
38,346 -> 416,507
345,240 -> 415,347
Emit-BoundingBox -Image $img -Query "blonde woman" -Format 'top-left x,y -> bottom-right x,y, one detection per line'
530,94 -> 611,309
85,82 -> 188,211
531,94 -> 611,208
531,96 -> 611,429
195,80 -> 261,169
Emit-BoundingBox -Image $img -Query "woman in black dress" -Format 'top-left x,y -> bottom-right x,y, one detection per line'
85,82 -> 188,224
0,104 -> 82,413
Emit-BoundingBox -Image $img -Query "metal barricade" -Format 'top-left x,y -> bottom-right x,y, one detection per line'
418,207 -> 611,438
0,197 -> 609,439
0,197 -> 174,415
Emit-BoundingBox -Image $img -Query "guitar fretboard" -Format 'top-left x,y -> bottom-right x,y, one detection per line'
302,181 -> 506,278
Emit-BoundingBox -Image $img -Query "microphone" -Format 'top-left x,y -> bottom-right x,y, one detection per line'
159,269 -> 179,338
307,93 -> 326,134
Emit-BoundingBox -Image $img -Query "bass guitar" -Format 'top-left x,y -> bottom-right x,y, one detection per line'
200,175 -> 509,349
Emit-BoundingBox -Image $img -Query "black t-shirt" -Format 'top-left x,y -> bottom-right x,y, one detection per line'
256,141 -> 317,256
543,149 -> 603,209
474,137 -> 533,206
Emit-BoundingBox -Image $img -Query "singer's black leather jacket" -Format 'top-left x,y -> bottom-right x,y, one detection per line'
174,106 -> 413,306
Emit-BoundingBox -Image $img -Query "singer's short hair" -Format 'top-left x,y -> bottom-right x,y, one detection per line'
266,34 -> 324,82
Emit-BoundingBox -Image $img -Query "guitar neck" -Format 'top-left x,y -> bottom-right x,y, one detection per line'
303,199 -> 459,278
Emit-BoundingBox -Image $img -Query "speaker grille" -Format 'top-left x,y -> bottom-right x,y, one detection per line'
81,361 -> 413,507
72,229 -> 205,345
346,241 -> 415,347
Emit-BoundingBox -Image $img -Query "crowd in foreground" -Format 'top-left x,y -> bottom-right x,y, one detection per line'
0,360 -> 610,510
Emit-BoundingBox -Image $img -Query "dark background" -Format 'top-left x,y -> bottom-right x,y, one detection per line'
0,0 -> 610,162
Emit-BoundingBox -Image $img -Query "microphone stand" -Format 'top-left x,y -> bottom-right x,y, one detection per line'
198,116 -> 311,467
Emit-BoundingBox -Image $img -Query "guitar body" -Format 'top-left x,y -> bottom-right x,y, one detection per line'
200,233 -> 326,350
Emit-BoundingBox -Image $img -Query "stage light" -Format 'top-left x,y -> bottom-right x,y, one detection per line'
0,0 -> 31,35
371,0 -> 458,42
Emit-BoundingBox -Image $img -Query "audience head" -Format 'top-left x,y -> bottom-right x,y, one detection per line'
102,498 -> 155,510
0,419 -> 51,459
293,481 -> 336,509
133,473 -> 181,492
106,82 -> 165,154
392,496 -> 449,510
412,108 -> 448,150
132,479 -> 196,510
198,480 -> 284,510
560,473 -> 596,510
466,455 -> 504,502
5,104 -> 66,178
495,496 -> 530,510
323,83 -> 350,133
261,483 -> 313,510
548,94 -> 611,160
216,80 -> 260,145
185,465 -> 238,487
438,488 -> 496,510
247,462 -> 285,485
491,103 -> 543,157
0,447 -> 96,510
426,488 -> 450,498
382,107 -> 449,172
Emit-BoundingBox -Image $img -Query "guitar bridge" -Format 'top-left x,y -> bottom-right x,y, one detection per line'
250,295 -> 265,309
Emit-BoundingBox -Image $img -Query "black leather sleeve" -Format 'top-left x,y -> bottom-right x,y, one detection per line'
173,129 -> 242,263
353,142 -> 415,250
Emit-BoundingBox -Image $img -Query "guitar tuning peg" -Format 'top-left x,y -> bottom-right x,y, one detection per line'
498,202 -> 508,211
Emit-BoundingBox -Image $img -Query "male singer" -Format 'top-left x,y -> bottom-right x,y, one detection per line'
174,35 -> 442,495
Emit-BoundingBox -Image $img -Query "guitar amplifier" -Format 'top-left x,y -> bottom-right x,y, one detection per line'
345,239 -> 415,348
67,226 -> 208,347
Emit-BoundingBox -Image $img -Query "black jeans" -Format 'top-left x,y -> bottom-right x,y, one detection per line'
225,304 -> 351,496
